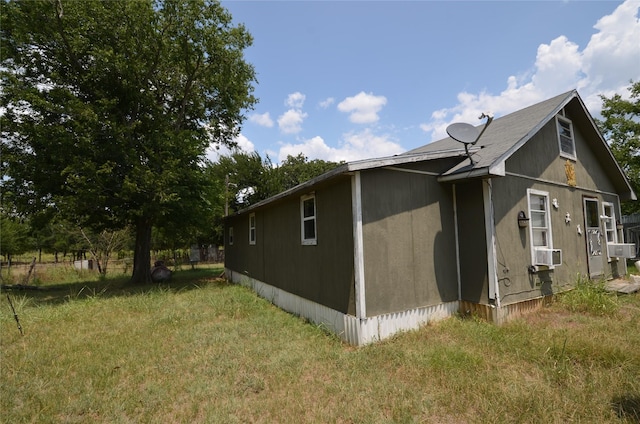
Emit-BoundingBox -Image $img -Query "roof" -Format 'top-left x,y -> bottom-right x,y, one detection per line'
234,147 -> 473,214
405,90 -> 635,200
405,91 -> 576,179
232,90 -> 635,216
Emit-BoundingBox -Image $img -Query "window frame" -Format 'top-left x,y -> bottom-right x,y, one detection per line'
527,189 -> 555,267
556,115 -> 577,160
228,226 -> 234,246
300,193 -> 317,245
249,213 -> 256,245
602,202 -> 617,261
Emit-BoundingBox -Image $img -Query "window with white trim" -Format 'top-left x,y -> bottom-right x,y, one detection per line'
602,202 -> 617,244
249,213 -> 256,245
556,115 -> 576,160
301,194 -> 317,245
527,189 -> 562,267
528,190 -> 551,248
228,227 -> 234,246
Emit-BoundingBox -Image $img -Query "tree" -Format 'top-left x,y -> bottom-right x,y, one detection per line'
0,213 -> 32,268
210,151 -> 341,215
46,217 -> 88,262
1,0 -> 257,283
276,153 -> 342,191
79,227 -> 132,276
215,151 -> 268,211
598,81 -> 640,215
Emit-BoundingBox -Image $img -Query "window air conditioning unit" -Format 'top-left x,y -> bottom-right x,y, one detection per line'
607,243 -> 636,259
534,248 -> 562,266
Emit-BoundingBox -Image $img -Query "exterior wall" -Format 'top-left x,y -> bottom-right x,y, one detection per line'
455,180 -> 489,304
359,161 -> 459,316
226,267 -> 459,345
493,112 -> 626,305
224,175 -> 356,314
491,177 -> 576,305
505,112 -> 618,194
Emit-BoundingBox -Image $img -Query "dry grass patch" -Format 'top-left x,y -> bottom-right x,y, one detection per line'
2,269 -> 640,423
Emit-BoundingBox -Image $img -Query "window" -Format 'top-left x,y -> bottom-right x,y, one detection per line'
301,194 -> 317,245
556,115 -> 576,160
228,227 -> 234,246
249,213 -> 256,245
528,190 -> 551,248
602,202 -> 617,244
528,189 -> 559,267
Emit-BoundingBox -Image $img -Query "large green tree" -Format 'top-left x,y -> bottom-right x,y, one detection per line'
0,213 -> 32,267
210,151 -> 340,218
275,153 -> 342,191
598,81 -> 640,215
1,0 -> 257,283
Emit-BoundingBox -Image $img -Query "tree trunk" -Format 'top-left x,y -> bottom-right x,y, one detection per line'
131,217 -> 153,284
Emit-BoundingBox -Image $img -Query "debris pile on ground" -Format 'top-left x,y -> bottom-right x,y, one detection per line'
605,276 -> 640,294
151,261 -> 172,282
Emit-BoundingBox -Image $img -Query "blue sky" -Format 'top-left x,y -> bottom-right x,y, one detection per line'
211,0 -> 640,164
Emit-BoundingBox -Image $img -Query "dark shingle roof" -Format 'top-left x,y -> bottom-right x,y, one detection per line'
232,90 -> 635,216
403,89 -> 634,199
405,90 -> 576,179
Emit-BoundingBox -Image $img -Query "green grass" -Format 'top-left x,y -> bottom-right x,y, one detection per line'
557,274 -> 620,316
2,268 -> 640,423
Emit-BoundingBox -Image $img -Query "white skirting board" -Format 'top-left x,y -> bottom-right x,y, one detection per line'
225,268 -> 459,346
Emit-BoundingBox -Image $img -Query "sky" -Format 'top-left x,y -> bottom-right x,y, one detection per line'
210,0 -> 640,164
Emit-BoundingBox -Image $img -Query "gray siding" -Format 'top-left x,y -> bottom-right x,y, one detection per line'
506,113 -> 618,194
455,180 -> 489,304
492,113 -> 626,305
225,176 -> 356,314
360,164 -> 458,316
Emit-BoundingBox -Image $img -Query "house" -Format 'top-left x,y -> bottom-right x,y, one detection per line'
224,90 -> 636,345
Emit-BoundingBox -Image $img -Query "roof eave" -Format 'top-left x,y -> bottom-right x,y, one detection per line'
621,191 -> 638,202
229,148 -> 474,216
437,161 -> 506,183
347,148 -> 478,172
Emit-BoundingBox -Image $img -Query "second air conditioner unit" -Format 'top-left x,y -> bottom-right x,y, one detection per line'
606,243 -> 635,259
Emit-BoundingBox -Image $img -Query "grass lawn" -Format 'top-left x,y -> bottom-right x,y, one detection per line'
1,267 -> 639,423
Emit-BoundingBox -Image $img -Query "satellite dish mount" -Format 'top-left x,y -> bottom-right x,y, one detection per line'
446,113 -> 493,165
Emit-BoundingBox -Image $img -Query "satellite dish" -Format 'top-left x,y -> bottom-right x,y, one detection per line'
445,113 -> 494,166
446,123 -> 480,145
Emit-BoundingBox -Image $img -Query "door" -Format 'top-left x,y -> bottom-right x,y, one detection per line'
583,198 -> 603,278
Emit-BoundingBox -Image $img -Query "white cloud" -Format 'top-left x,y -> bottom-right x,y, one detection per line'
319,97 -> 335,108
532,35 -> 583,94
234,133 -> 256,153
285,92 -> 306,109
277,129 -> 404,163
249,112 -> 274,127
278,109 -> 308,134
276,92 -> 309,134
337,91 -> 387,124
206,133 -> 255,162
420,0 -> 640,141
581,0 -> 640,106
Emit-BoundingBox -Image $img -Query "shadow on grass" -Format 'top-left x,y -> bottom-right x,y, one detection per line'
612,395 -> 640,422
1,266 -> 228,306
